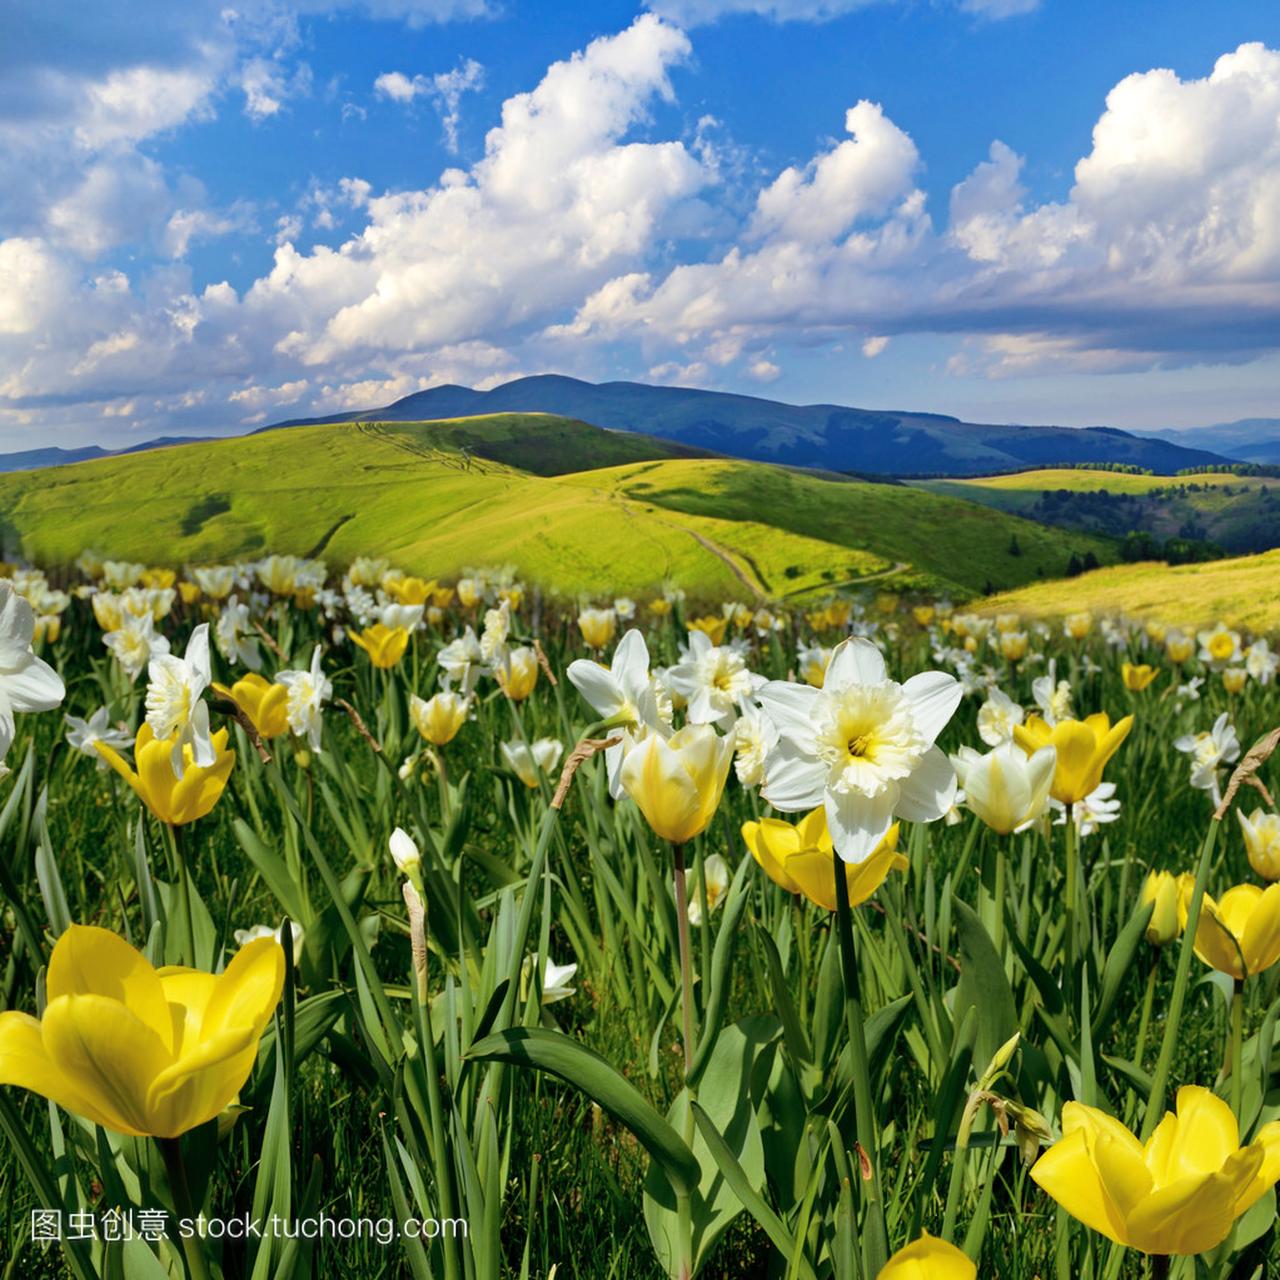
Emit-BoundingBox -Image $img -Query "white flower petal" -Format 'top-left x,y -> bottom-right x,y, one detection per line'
823,638 -> 886,694
900,670 -> 963,747
895,745 -> 957,823
761,738 -> 826,811
756,680 -> 821,740
825,787 -> 896,864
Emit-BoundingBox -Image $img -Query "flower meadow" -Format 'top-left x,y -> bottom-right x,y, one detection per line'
1,554 -> 1279,1279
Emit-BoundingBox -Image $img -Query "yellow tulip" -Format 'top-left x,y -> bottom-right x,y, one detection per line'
1013,712 -> 1133,805
140,567 -> 176,590
648,598 -> 673,619
1239,808 -> 1280,881
91,592 -> 123,632
1222,667 -> 1248,695
999,630 -> 1029,662
350,623 -> 410,669
686,615 -> 728,645
911,605 -> 935,628
1122,662 -> 1158,692
1064,612 -> 1092,640
577,608 -> 617,650
1166,633 -> 1195,664
410,691 -> 469,745
213,674 -> 290,739
385,575 -> 437,605
619,726 -> 734,845
1140,870 -> 1181,946
178,581 -> 201,605
97,724 -> 235,826
1031,1087 -> 1280,1255
1178,880 -> 1280,981
877,1232 -> 975,1279
0,924 -> 283,1138
743,807 -> 905,911
496,646 -> 539,701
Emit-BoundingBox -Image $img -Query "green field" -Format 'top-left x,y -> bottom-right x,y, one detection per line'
0,416 -> 1116,598
912,467 -> 1280,554
980,547 -> 1280,631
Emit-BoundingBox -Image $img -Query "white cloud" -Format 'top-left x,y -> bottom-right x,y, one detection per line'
862,335 -> 888,357
645,0 -> 1037,24
746,357 -> 780,380
376,58 -> 485,151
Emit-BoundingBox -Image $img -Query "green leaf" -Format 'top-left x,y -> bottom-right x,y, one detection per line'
644,1016 -> 772,1276
1091,897 -> 1153,1040
951,897 -> 1017,1078
466,1026 -> 700,1195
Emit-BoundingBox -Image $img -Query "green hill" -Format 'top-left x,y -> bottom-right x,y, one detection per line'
912,468 -> 1280,554
0,416 -> 1116,599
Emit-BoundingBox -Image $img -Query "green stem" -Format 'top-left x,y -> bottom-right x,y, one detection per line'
1132,963 -> 1158,1071
1141,817 -> 1221,1139
671,842 -> 697,1280
159,1137 -> 211,1280
1229,979 -> 1245,1125
1063,808 -> 1078,979
941,1094 -> 978,1242
833,850 -> 888,1276
168,822 -> 197,968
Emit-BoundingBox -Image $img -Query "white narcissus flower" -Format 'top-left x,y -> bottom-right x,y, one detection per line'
757,637 -> 962,863
976,687 -> 1025,747
104,614 -> 170,682
64,707 -> 133,767
501,738 -> 563,789
1246,640 -> 1278,685
378,602 -> 424,633
146,622 -> 215,776
437,626 -> 484,695
389,826 -> 421,875
950,743 -> 1057,835
235,921 -> 304,965
733,705 -> 778,789
1198,623 -> 1242,670
567,629 -> 666,799
613,597 -> 636,621
0,583 -> 66,767
276,645 -> 332,752
479,601 -> 510,662
1175,711 -> 1240,805
666,630 -> 764,730
523,954 -> 578,1005
686,853 -> 730,925
1031,660 -> 1073,726
214,596 -> 262,671
1051,782 -> 1121,837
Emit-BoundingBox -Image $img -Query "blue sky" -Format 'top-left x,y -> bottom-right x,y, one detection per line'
3,0 -> 1280,449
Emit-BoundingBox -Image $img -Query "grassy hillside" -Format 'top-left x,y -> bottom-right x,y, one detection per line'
913,468 -> 1280,554
0,416 -> 1115,599
980,549 -> 1280,632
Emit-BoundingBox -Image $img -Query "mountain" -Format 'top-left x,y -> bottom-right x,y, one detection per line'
1133,419 -> 1280,465
272,374 -> 1231,476
0,445 -> 110,473
0,413 -> 1115,598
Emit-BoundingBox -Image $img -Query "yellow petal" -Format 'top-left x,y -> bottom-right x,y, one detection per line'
200,937 -> 285,1042
1124,1150 -> 1262,1255
40,994 -> 172,1137
876,1231 -> 975,1279
146,1025 -> 258,1138
0,1010 -> 122,1132
1144,1086 -> 1238,1184
46,924 -> 173,1052
1241,883 -> 1280,978
1031,1129 -> 1132,1247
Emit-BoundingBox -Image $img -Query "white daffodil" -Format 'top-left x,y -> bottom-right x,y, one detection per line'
667,630 -> 764,730
523,954 -> 577,1005
976,687 -> 1025,747
501,738 -> 563,789
1176,676 -> 1205,703
613,597 -> 636,621
567,629 -> 667,799
732,705 -> 778,788
0,583 -> 66,767
1246,639 -> 1278,685
146,622 -> 215,775
951,742 -> 1056,835
64,707 -> 133,768
437,627 -> 484,695
479,601 -> 511,662
1198,623 -> 1242,670
104,613 -> 170,682
389,826 -> 421,876
757,637 -> 962,863
1175,711 -> 1240,807
686,853 -> 730,925
1031,660 -> 1073,725
234,921 -> 304,966
276,645 -> 331,752
214,596 -> 262,671
1051,782 -> 1121,837
378,602 -> 424,634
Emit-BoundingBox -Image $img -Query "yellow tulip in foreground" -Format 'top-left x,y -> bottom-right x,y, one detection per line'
619,725 -> 734,844
0,924 -> 283,1137
350,623 -> 410,668
1140,870 -> 1182,946
743,807 -> 905,911
1031,1087 -> 1280,1255
213,673 -> 290,739
97,724 -> 235,825
1178,879 -> 1280,980
1014,712 -> 1133,805
410,690 -> 469,745
876,1232 -> 975,1279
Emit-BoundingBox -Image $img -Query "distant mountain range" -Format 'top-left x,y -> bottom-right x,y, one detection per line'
0,437 -> 213,475
273,375 -> 1230,476
1,376 -> 1248,478
1133,419 -> 1280,465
